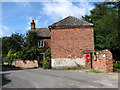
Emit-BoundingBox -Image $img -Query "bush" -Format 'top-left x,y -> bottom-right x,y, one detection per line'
42,57 -> 51,69
2,49 -> 16,65
18,46 -> 42,60
45,48 -> 51,58
42,48 -> 51,69
2,55 -> 15,65
38,60 -> 43,67
14,51 -> 21,59
2,46 -> 43,65
113,59 -> 116,63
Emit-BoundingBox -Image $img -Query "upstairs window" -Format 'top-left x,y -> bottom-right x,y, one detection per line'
38,40 -> 44,48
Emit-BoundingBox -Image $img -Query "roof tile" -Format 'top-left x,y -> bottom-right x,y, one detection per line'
49,16 -> 93,28
35,28 -> 50,37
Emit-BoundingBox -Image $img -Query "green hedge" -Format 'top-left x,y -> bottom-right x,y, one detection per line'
2,47 -> 42,65
42,48 -> 51,69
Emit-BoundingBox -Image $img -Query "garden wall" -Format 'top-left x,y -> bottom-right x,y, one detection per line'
13,59 -> 38,68
52,55 -> 86,69
92,49 -> 113,72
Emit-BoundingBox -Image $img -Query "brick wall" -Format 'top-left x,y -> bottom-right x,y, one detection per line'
42,38 -> 51,49
51,27 -> 94,59
13,59 -> 38,68
51,27 -> 94,68
92,49 -> 113,72
39,38 -> 51,51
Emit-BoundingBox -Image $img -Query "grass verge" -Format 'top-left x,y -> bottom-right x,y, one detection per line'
88,69 -> 103,73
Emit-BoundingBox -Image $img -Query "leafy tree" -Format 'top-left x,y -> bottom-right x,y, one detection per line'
2,33 -> 25,58
26,30 -> 39,47
2,30 -> 44,65
17,31 -> 42,60
18,46 -> 42,60
82,2 -> 120,60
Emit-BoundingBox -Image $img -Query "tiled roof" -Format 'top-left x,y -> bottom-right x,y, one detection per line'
49,16 -> 94,28
35,28 -> 50,37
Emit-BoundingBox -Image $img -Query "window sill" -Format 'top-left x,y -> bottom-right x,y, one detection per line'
38,46 -> 44,48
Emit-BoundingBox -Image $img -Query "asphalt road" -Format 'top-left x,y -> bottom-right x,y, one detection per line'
1,68 -> 118,88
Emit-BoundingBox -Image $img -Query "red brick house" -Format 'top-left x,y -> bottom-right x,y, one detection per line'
31,16 -> 94,68
31,20 -> 51,60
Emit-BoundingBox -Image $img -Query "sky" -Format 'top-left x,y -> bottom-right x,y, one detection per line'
1,0 -> 97,37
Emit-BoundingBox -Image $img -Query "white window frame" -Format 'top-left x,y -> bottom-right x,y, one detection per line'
38,40 -> 44,48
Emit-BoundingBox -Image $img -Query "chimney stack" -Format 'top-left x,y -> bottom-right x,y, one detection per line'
31,20 -> 35,30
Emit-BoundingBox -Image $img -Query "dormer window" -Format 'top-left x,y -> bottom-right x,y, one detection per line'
38,40 -> 44,48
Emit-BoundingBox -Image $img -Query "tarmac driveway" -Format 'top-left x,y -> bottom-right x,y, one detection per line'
1,68 -> 118,88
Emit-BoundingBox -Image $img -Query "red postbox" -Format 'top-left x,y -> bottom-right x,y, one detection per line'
86,54 -> 90,63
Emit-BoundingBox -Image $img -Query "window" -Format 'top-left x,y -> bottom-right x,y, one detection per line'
40,53 -> 45,60
38,40 -> 44,48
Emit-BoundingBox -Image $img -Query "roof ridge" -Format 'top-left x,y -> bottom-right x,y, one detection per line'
49,16 -> 94,28
50,16 -> 76,26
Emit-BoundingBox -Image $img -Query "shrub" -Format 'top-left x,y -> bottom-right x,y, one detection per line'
7,49 -> 14,57
19,46 -> 42,60
2,49 -> 16,65
42,57 -> 51,69
14,51 -> 21,59
45,48 -> 51,58
113,59 -> 116,63
2,46 -> 43,65
42,48 -> 51,69
38,60 -> 43,67
2,54 -> 15,65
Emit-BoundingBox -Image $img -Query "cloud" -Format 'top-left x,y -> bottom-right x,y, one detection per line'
0,28 -> 4,37
26,16 -> 32,31
0,25 -> 9,37
42,0 -> 94,21
26,15 -> 48,29
26,16 -> 38,30
3,25 -> 9,31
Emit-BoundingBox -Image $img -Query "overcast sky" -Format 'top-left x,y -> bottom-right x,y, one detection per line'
1,1 -> 96,37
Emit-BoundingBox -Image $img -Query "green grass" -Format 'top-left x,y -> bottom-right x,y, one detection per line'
17,67 -> 38,69
52,68 -> 103,73
86,69 -> 103,73
52,67 -> 80,70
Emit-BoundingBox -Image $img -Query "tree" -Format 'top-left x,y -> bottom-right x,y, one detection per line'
2,33 -> 25,58
26,30 -> 39,47
82,2 -> 120,60
18,46 -> 42,60
17,30 -> 42,60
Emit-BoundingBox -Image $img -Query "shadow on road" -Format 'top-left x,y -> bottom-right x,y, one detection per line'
2,65 -> 23,72
2,65 -> 39,72
1,73 -> 11,87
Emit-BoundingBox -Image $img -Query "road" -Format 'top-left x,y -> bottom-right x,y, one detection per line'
1,68 -> 118,88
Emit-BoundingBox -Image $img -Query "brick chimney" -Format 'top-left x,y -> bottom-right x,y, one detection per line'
31,20 -> 35,30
